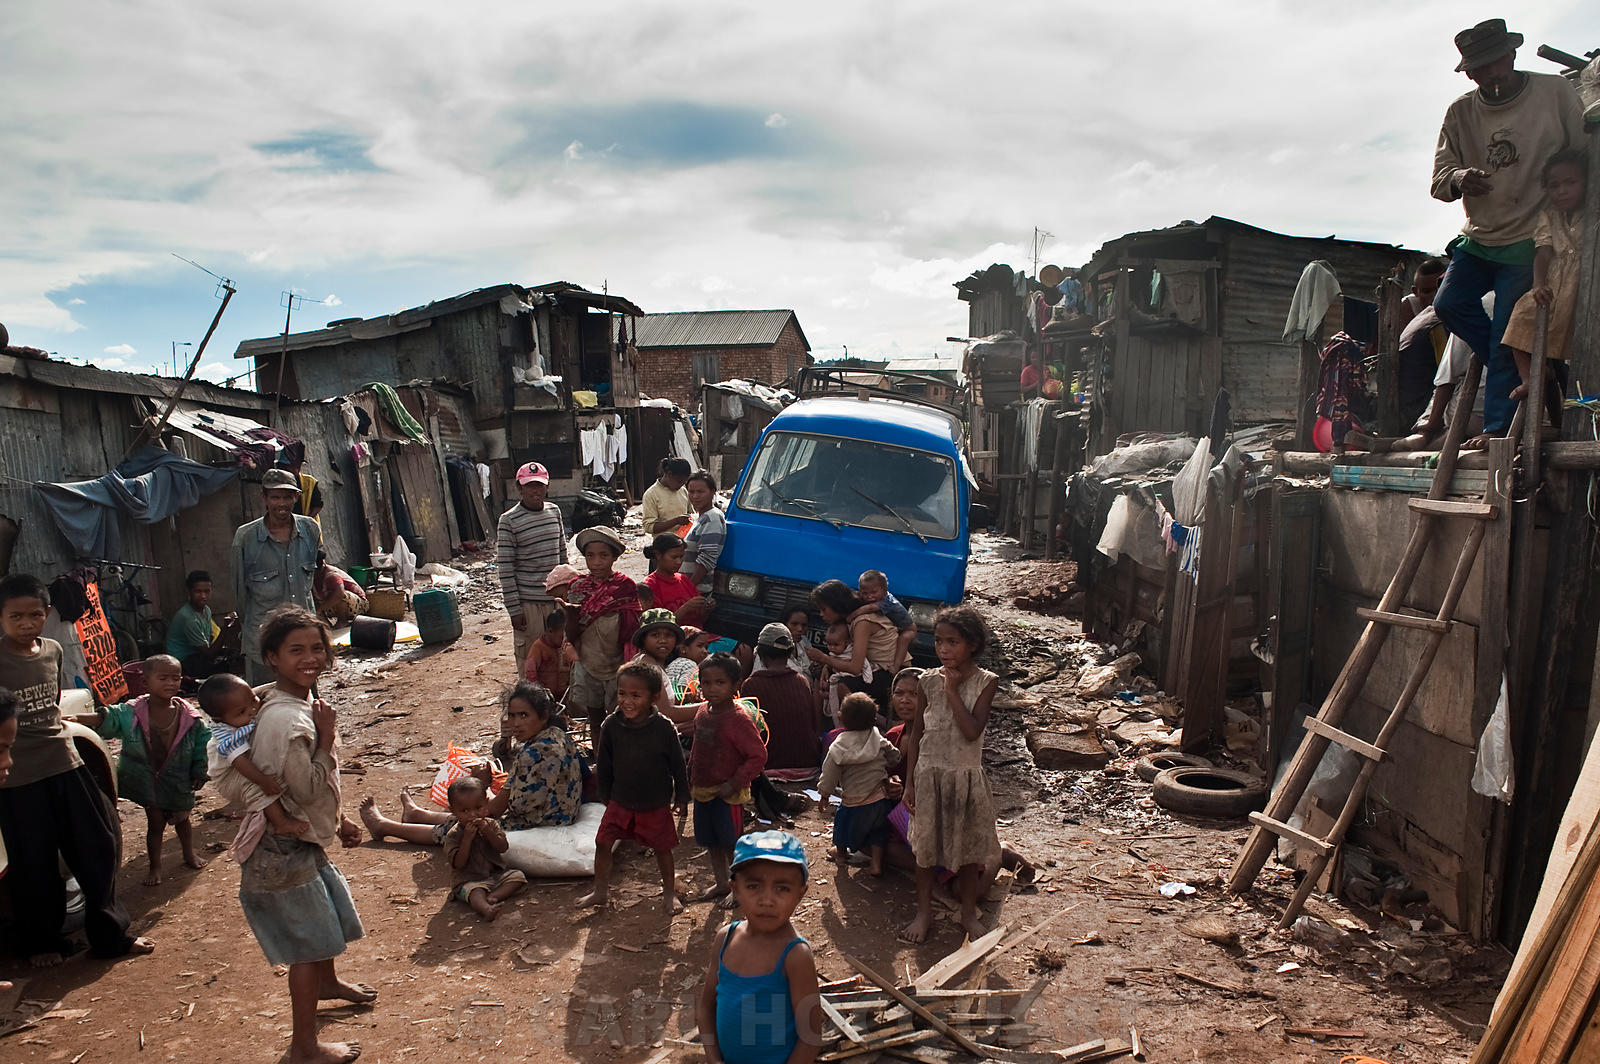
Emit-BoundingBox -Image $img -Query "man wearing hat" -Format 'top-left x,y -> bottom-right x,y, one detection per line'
1431,18 -> 1585,443
496,461 -> 570,677
230,468 -> 324,683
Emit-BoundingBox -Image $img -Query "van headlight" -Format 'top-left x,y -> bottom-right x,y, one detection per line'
908,602 -> 941,628
723,573 -> 762,600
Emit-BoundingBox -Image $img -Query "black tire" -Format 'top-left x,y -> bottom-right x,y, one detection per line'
1134,752 -> 1212,784
1151,766 -> 1269,818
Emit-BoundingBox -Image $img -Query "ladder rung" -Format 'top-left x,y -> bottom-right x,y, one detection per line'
1356,607 -> 1451,633
1304,716 -> 1387,762
1408,498 -> 1497,520
1248,812 -> 1333,856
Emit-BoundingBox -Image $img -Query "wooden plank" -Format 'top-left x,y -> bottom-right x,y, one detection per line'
1409,498 -> 1497,520
1328,465 -> 1490,496
1302,716 -> 1386,762
1247,812 -> 1332,856
820,996 -> 867,1044
1474,436 -> 1515,940
1355,607 -> 1451,634
1180,465 -> 1240,750
843,954 -> 991,1059
819,1029 -> 937,1061
913,926 -> 1008,993
1500,865 -> 1600,1063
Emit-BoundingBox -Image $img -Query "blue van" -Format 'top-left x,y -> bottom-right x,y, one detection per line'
707,386 -> 973,659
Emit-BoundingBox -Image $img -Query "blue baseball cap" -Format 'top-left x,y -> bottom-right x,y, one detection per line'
731,830 -> 809,880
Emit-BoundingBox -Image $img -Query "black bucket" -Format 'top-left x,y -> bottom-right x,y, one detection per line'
351,616 -> 397,652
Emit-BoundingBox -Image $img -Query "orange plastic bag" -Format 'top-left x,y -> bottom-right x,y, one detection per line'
428,743 -> 508,808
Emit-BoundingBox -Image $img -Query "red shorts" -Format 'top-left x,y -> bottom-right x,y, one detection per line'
596,801 -> 680,853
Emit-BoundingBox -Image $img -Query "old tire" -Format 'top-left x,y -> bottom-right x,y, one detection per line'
1152,766 -> 1268,819
1134,752 -> 1212,783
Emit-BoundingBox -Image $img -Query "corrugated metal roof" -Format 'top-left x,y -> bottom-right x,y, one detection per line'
635,310 -> 807,351
0,352 -> 271,410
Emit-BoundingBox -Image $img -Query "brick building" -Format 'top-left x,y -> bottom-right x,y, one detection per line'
634,310 -> 811,407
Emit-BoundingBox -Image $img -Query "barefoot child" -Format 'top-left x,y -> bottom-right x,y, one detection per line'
0,573 -> 154,965
523,608 -> 577,700
819,693 -> 899,876
1504,149 -> 1588,428
442,776 -> 527,921
690,653 -> 768,904
579,660 -> 688,913
902,606 -> 1001,944
563,526 -> 643,740
233,604 -> 373,1064
695,830 -> 822,1064
77,654 -> 211,886
197,673 -> 312,839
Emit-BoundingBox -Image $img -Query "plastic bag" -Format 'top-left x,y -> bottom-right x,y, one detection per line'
1472,676 -> 1515,803
391,535 -> 417,587
428,743 -> 507,808
420,562 -> 469,587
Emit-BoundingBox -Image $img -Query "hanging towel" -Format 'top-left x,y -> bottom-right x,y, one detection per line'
1283,260 -> 1341,344
361,382 -> 430,443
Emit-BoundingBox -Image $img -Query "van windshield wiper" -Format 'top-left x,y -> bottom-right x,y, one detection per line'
764,477 -> 842,530
851,487 -> 928,544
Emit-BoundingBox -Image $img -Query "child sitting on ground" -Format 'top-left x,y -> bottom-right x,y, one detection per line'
579,660 -> 688,914
855,570 -> 916,671
79,654 -> 212,885
822,622 -> 872,726
196,673 -> 312,839
1504,149 -> 1588,428
524,608 -> 577,699
689,653 -> 768,904
441,776 -> 528,921
696,830 -> 821,1064
819,693 -> 899,876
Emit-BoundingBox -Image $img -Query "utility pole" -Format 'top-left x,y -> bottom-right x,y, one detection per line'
1031,227 -> 1053,277
171,340 -> 191,376
272,291 -> 327,422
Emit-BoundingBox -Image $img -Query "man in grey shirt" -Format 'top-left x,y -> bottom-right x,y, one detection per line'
497,461 -> 569,677
231,468 -> 323,683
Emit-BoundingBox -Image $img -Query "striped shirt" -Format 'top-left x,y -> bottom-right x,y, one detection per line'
682,506 -> 727,593
497,502 -> 569,615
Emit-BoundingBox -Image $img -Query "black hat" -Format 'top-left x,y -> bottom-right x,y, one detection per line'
1454,19 -> 1523,73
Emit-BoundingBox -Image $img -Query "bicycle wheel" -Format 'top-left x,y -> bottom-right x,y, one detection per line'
111,625 -> 139,666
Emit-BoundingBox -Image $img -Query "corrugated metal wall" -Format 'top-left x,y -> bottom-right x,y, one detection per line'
278,401 -> 366,568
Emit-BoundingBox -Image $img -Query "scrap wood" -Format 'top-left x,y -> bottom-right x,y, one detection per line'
914,927 -> 1008,993
819,1029 -> 939,1061
821,996 -> 867,1044
844,954 -> 991,1059
1008,975 -> 1056,1023
1283,1026 -> 1368,1039
1129,1026 -> 1143,1061
1172,968 -> 1267,997
989,903 -> 1083,964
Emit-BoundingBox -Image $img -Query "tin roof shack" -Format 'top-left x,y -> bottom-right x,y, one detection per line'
882,358 -> 963,407
233,281 -> 648,501
635,310 -> 812,409
1079,217 -> 1424,459
0,350 -> 280,618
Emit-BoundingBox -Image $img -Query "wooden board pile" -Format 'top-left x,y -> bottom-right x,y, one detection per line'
1471,734 -> 1600,1063
814,909 -> 1135,1064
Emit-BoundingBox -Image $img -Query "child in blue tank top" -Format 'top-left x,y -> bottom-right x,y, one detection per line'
696,831 -> 822,1064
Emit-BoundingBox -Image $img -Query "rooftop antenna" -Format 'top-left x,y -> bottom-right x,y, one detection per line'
122,255 -> 236,460
273,290 -> 329,422
1031,227 -> 1053,278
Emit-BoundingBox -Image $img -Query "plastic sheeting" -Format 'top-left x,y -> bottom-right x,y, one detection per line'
35,445 -> 239,559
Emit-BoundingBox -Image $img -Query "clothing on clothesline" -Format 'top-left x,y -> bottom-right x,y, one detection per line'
1315,333 -> 1368,448
36,446 -> 239,559
1283,260 -> 1341,344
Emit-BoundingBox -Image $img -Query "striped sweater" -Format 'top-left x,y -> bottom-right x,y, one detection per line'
497,502 -> 569,615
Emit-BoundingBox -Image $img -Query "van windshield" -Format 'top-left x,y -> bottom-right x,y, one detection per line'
737,431 -> 959,541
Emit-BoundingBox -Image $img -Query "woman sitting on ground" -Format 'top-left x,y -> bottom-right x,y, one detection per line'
805,579 -> 898,713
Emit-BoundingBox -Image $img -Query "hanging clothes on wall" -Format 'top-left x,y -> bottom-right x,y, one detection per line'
1315,333 -> 1368,449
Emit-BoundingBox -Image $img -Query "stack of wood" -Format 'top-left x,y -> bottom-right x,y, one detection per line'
815,912 -> 1135,1063
1472,734 -> 1600,1063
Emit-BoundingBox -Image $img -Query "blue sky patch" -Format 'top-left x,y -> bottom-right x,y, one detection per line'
254,129 -> 380,172
501,100 -> 805,168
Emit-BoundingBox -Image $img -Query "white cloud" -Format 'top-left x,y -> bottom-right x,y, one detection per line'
324,293 -> 342,306
98,357 -> 127,368
1,1 -> 1592,365
103,343 -> 137,356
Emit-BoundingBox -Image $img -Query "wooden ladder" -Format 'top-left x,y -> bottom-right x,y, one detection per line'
1228,307 -> 1548,928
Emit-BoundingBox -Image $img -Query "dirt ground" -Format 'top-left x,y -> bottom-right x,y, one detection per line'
0,530 -> 1507,1063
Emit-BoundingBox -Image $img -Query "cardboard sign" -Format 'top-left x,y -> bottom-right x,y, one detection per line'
74,582 -> 128,704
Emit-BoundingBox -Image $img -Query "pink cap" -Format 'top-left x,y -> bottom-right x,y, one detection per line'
516,461 -> 549,485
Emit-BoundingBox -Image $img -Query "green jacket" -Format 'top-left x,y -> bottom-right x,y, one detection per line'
96,696 -> 211,813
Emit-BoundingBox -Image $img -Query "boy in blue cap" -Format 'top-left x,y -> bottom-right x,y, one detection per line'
696,831 -> 822,1064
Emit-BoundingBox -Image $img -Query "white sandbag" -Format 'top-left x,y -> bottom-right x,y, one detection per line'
502,802 -> 604,877
420,562 -> 469,587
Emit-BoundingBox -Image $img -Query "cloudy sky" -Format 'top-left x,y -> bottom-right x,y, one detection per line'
3,2 -> 1595,384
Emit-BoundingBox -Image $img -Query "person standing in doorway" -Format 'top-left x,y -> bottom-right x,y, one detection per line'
497,461 -> 569,680
1429,18 -> 1584,446
231,469 -> 322,685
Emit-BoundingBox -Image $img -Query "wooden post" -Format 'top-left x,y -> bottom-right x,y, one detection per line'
1294,338 -> 1319,450
1476,436 -> 1516,940
1180,464 -> 1241,750
1500,125 -> 1600,939
1375,269 -> 1404,436
1045,408 -> 1070,560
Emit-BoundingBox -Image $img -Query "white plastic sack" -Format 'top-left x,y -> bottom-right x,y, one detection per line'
1472,676 -> 1515,803
1084,437 -> 1197,479
502,802 -> 605,877
1170,437 -> 1212,523
420,562 -> 469,587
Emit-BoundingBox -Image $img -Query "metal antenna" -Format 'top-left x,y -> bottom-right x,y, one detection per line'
1031,227 -> 1053,277
272,291 -> 329,421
